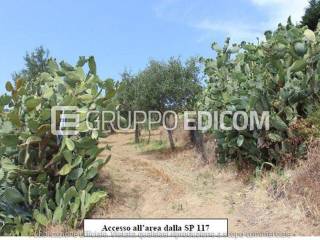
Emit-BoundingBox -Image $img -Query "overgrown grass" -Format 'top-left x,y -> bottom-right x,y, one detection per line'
135,139 -> 168,152
286,140 -> 320,223
251,140 -> 320,225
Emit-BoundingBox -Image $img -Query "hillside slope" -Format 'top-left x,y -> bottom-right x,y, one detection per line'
92,131 -> 319,236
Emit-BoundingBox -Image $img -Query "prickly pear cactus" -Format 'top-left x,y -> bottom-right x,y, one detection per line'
201,19 -> 320,167
0,56 -> 110,235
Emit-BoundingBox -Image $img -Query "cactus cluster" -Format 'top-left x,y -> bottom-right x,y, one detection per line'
0,57 -> 110,235
201,18 -> 320,167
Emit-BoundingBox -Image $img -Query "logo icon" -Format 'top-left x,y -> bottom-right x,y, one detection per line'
51,106 -> 80,136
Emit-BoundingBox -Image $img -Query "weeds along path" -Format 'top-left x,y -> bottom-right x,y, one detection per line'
92,131 -> 318,235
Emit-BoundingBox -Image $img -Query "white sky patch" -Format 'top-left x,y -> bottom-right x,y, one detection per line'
194,0 -> 309,43
153,0 -> 191,20
195,20 -> 264,43
153,0 -> 310,43
251,0 -> 309,26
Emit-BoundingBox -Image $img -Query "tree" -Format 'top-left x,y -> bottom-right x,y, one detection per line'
117,58 -> 203,146
12,46 -> 50,95
117,71 -> 142,142
135,57 -> 203,149
117,70 -> 137,114
23,46 -> 50,79
301,0 -> 320,31
117,58 -> 202,147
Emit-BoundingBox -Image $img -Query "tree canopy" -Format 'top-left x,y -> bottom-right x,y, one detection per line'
117,57 -> 203,147
13,46 -> 50,81
301,0 -> 320,31
118,57 -> 203,114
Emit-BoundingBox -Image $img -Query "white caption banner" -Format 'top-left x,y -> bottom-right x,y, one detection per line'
84,219 -> 228,237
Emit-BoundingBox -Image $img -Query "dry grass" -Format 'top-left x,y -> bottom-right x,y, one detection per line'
285,140 -> 320,223
41,128 -> 320,236
157,121 -> 190,148
91,130 -> 320,234
140,126 -> 219,166
43,224 -> 82,237
203,136 -> 217,164
256,140 -> 320,227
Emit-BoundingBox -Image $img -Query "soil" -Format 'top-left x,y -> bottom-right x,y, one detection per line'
91,130 -> 320,236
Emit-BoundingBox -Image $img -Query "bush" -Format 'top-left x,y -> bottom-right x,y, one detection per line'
0,57 -> 110,235
201,18 -> 320,167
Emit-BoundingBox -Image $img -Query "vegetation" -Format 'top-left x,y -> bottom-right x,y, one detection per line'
301,0 -> 320,31
12,47 -> 51,91
200,18 -> 320,167
0,56 -> 111,235
2,4 -> 320,236
117,57 -> 203,148
116,70 -> 141,142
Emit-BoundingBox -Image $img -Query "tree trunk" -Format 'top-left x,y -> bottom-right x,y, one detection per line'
147,129 -> 151,144
194,130 -> 208,163
135,123 -> 140,143
109,123 -> 115,134
165,113 -> 175,150
167,129 -> 175,150
190,112 -> 208,163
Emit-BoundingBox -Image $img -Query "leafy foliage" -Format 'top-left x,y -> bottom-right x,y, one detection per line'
301,0 -> 320,31
12,46 -> 51,94
201,19 -> 320,167
0,57 -> 110,235
118,58 -> 203,113
117,58 -> 203,147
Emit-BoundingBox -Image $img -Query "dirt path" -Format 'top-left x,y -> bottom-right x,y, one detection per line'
92,131 -> 319,236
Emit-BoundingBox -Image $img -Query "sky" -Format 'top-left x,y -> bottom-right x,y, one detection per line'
0,0 -> 309,93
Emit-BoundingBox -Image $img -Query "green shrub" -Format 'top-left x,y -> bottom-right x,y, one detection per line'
0,57 -> 110,235
201,18 -> 320,167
